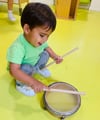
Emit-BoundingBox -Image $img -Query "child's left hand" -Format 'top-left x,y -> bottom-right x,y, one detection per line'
54,56 -> 63,64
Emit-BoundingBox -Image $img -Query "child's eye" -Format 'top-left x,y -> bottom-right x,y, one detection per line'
40,34 -> 44,37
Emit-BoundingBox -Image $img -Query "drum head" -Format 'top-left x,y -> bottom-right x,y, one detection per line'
43,82 -> 81,119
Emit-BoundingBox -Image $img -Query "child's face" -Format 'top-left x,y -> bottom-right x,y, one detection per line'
24,25 -> 52,47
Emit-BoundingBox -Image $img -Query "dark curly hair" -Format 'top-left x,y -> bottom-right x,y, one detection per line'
21,2 -> 56,32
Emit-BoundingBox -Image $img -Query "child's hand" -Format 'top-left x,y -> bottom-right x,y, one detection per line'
54,56 -> 63,64
31,79 -> 48,93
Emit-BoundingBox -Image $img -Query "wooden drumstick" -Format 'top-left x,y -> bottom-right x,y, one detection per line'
43,47 -> 79,69
43,88 -> 85,95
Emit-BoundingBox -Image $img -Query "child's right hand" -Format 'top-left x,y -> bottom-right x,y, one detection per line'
31,79 -> 48,93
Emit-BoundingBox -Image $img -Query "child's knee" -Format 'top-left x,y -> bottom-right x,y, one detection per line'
41,51 -> 49,59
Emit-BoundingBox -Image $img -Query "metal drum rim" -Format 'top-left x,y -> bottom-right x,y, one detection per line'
43,82 -> 81,118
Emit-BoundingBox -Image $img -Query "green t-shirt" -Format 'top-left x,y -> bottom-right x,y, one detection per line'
7,34 -> 48,66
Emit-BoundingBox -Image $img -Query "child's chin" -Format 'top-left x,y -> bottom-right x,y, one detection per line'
35,44 -> 40,47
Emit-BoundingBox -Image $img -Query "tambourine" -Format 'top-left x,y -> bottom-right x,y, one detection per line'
43,82 -> 81,120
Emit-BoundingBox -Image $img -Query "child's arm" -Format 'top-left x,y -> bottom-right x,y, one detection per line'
46,46 -> 63,64
9,63 -> 48,93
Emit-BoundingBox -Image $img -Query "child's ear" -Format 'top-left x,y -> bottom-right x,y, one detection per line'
23,24 -> 30,34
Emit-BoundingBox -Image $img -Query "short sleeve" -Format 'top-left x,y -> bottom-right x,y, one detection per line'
6,43 -> 25,64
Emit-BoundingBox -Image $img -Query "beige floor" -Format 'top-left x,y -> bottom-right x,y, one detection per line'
0,4 -> 100,120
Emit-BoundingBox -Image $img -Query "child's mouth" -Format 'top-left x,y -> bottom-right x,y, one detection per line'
38,42 -> 42,46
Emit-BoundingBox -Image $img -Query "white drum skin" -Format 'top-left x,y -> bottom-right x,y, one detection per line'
43,82 -> 81,119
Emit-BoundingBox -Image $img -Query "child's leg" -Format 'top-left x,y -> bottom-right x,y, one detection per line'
34,51 -> 51,77
8,0 -> 16,21
16,64 -> 33,85
16,64 -> 35,96
35,51 -> 49,69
